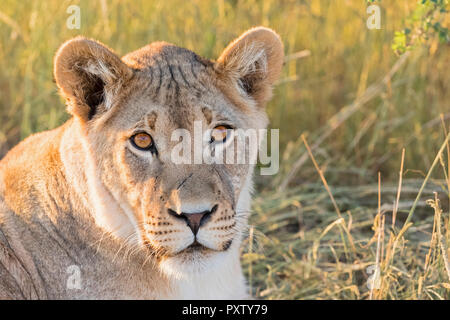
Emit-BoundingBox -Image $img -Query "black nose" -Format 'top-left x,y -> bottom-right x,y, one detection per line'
168,205 -> 218,235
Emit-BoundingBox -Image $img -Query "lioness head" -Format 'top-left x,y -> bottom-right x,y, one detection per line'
54,27 -> 283,277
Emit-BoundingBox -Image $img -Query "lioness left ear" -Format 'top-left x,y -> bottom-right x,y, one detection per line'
215,27 -> 284,108
54,37 -> 132,121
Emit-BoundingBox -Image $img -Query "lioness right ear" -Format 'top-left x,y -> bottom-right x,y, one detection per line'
215,27 -> 284,108
54,37 -> 132,121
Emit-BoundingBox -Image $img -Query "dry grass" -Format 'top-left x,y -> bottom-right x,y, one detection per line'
0,0 -> 449,299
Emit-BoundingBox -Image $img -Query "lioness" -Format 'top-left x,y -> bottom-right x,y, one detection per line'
0,27 -> 283,299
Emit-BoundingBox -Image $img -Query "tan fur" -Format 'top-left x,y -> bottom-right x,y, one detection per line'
0,27 -> 283,299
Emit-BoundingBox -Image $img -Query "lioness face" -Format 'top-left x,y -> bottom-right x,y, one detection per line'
94,62 -> 260,258
54,28 -> 283,274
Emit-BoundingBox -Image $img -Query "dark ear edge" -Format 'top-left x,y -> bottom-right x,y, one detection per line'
54,37 -> 132,121
215,27 -> 284,108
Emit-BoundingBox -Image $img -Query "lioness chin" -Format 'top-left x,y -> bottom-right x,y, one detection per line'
0,27 -> 283,299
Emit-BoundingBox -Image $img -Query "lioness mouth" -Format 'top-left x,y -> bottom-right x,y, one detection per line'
189,241 -> 204,250
178,240 -> 209,255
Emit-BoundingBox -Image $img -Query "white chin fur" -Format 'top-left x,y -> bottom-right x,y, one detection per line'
159,244 -> 248,299
159,249 -> 229,280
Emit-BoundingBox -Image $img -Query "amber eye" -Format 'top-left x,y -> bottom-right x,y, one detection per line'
131,132 -> 154,151
211,125 -> 232,143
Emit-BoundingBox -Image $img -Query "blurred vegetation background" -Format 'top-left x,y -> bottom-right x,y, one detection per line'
0,0 -> 449,299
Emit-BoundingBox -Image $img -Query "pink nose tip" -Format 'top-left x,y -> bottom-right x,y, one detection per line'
182,212 -> 206,235
168,205 -> 218,235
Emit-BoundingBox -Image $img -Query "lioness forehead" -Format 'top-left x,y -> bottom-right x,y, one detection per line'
111,42 -> 237,130
123,41 -> 212,71
124,41 -> 215,101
